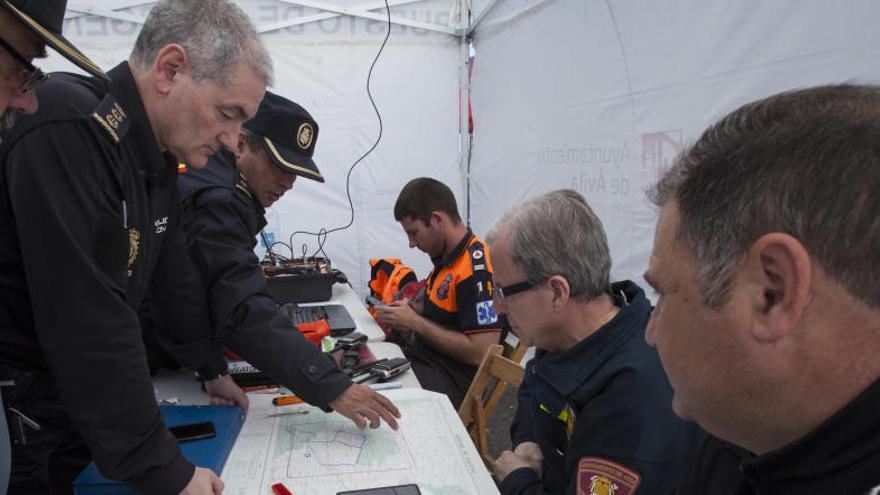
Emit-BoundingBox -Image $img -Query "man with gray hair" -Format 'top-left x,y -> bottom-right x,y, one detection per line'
646,84 -> 880,493
0,1 -> 271,493
489,189 -> 702,495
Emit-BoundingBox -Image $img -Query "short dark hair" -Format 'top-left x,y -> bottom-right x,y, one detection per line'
651,84 -> 880,310
240,128 -> 262,152
394,177 -> 461,225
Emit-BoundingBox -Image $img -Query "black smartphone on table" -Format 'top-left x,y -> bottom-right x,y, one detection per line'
338,485 -> 421,495
168,421 -> 216,442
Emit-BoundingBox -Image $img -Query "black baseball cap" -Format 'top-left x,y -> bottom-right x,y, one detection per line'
243,92 -> 324,183
1,0 -> 106,79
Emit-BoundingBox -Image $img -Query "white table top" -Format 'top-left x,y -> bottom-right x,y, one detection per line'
153,341 -> 419,405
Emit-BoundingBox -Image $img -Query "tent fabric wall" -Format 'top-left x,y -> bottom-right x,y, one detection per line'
42,0 -> 464,294
470,0 -> 880,293
35,0 -> 880,299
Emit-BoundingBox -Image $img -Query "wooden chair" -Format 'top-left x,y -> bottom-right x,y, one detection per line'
458,344 -> 526,470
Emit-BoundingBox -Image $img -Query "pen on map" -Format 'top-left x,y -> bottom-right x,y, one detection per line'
273,395 -> 305,406
258,409 -> 310,420
369,382 -> 403,391
271,482 -> 293,495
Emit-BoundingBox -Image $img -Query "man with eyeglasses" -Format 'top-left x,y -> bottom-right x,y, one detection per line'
487,189 -> 703,495
373,177 -> 501,409
0,0 -> 105,134
0,1 -> 270,493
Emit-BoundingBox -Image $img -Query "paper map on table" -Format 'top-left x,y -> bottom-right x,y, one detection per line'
221,388 -> 499,495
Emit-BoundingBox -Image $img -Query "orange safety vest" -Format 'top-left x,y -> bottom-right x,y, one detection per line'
368,258 -> 419,341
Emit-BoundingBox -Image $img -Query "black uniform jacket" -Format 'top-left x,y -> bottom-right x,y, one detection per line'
502,281 -> 704,495
177,151 -> 352,407
0,63 -> 227,493
672,376 -> 880,494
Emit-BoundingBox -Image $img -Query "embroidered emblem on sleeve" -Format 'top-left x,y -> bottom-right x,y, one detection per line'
476,300 -> 498,325
577,457 -> 641,495
127,228 -> 140,277
437,274 -> 453,300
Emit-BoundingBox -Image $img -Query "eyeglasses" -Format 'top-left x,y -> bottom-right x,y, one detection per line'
0,36 -> 48,94
494,280 -> 535,300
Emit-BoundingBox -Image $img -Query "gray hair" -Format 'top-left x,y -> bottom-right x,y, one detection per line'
130,0 -> 273,86
650,84 -> 880,309
487,189 -> 611,300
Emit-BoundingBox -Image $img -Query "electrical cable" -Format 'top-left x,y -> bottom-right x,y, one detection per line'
267,0 -> 393,266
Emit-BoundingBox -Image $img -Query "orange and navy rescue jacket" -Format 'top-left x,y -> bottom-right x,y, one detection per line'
422,229 -> 500,335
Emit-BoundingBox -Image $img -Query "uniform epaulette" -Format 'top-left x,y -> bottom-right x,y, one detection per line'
468,240 -> 487,272
89,94 -> 129,143
236,174 -> 253,199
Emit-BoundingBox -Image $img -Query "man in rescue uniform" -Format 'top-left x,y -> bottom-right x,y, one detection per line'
0,1 -> 270,493
374,177 -> 501,409
646,85 -> 880,493
164,91 -> 400,429
488,190 -> 703,495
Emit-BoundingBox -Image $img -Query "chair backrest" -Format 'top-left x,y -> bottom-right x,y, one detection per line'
458,344 -> 525,470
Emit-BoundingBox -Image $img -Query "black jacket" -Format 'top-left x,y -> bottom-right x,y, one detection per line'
502,281 -> 704,495
672,377 -> 880,494
0,63 -> 226,493
176,151 -> 352,407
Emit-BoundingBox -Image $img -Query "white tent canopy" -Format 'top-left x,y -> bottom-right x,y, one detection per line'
41,0 -> 880,297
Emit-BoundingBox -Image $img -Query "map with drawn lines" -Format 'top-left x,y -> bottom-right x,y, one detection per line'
221,388 -> 499,495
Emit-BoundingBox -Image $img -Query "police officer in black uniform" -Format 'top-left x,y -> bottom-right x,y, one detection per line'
0,0 -> 106,132
0,1 -> 270,493
163,91 -> 400,429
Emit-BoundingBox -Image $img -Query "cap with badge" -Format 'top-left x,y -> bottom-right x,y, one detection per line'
243,92 -> 324,183
1,0 -> 106,79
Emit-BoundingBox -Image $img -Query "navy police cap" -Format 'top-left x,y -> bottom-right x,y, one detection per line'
1,0 -> 106,78
244,92 -> 324,183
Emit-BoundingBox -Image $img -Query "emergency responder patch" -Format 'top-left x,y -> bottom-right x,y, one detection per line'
437,274 -> 453,300
468,242 -> 488,272
476,300 -> 498,325
127,227 -> 140,277
90,94 -> 129,143
577,457 -> 640,495
297,122 -> 314,150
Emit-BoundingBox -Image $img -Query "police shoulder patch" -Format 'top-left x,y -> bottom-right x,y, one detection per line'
577,457 -> 641,495
90,94 -> 129,143
236,174 -> 254,199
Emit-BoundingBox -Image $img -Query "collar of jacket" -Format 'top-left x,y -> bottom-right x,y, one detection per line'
527,280 -> 650,415
740,376 -> 880,493
431,228 -> 474,268
106,62 -> 176,186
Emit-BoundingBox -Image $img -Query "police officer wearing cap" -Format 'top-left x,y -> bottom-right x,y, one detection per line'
0,1 -> 105,492
165,91 -> 401,432
0,0 -> 105,133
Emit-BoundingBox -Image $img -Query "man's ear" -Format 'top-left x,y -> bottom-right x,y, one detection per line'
745,233 -> 812,343
547,275 -> 570,311
429,211 -> 444,229
152,43 -> 189,95
234,134 -> 247,160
